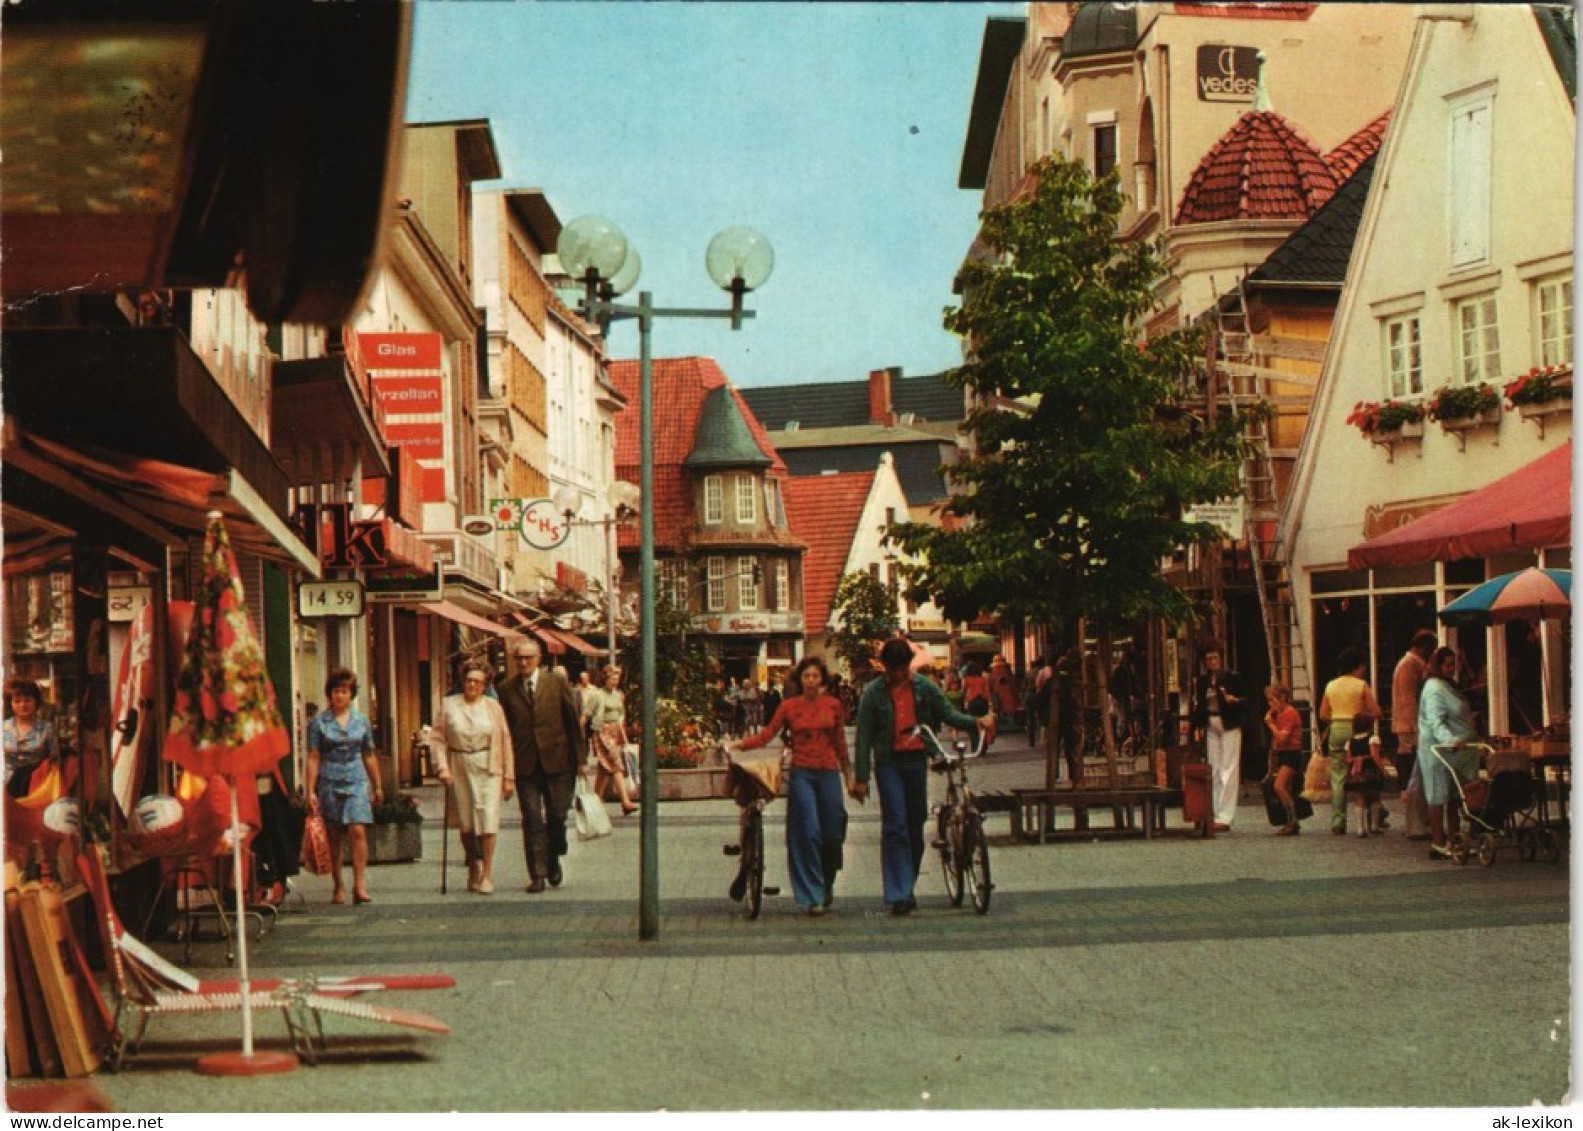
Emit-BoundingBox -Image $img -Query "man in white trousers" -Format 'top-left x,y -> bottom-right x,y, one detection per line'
1189,645 -> 1248,833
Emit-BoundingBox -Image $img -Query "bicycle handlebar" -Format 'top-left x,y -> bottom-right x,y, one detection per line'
909,722 -> 988,762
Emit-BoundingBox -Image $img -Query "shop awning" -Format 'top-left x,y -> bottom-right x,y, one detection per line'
537,625 -> 606,657
6,429 -> 321,576
1347,441 -> 1573,570
506,613 -> 606,658
382,520 -> 436,573
271,355 -> 391,484
421,600 -> 518,638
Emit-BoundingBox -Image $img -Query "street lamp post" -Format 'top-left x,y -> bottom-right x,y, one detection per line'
558,215 -> 772,940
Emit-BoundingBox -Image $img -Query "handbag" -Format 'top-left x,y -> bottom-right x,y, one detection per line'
573,775 -> 613,840
1301,751 -> 1333,803
300,814 -> 333,876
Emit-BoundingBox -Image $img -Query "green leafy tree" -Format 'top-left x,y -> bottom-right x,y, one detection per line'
890,155 -> 1254,786
625,588 -> 716,738
826,571 -> 900,685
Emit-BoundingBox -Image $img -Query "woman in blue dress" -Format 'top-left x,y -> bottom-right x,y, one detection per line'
305,667 -> 383,904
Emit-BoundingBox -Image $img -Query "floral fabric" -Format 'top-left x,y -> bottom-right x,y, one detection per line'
163,516 -> 289,778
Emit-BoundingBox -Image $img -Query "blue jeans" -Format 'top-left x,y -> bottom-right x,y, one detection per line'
875,755 -> 930,905
785,768 -> 847,909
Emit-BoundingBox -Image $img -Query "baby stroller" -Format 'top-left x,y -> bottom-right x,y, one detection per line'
1433,743 -> 1560,866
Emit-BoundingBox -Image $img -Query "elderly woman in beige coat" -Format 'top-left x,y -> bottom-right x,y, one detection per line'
433,664 -> 514,894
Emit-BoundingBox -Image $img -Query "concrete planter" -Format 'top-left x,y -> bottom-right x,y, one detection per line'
366,821 -> 423,863
656,767 -> 732,801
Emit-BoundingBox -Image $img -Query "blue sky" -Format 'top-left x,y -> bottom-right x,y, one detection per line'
406,2 -> 1023,388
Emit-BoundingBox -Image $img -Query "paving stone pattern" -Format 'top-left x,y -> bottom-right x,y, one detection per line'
86,744 -> 1570,1112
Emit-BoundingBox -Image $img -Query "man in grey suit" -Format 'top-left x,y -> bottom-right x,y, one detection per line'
500,639 -> 586,892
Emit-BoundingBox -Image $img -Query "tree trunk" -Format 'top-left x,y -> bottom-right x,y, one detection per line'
1097,627 -> 1119,788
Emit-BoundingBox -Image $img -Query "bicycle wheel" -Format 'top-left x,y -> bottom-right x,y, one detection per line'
963,814 -> 992,915
744,809 -> 765,919
939,807 -> 965,906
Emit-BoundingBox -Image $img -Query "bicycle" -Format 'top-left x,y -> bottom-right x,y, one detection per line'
915,723 -> 993,914
722,746 -> 783,918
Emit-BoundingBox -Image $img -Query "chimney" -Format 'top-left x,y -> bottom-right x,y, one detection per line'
868,367 -> 895,426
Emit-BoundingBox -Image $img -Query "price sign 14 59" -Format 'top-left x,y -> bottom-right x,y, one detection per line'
298,580 -> 366,619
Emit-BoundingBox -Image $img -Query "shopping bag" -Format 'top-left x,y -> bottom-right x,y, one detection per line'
300,814 -> 333,875
622,742 -> 641,790
572,775 -> 613,840
1301,751 -> 1332,803
1261,776 -> 1315,823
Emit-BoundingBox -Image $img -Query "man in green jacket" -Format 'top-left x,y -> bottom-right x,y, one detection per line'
854,638 -> 995,915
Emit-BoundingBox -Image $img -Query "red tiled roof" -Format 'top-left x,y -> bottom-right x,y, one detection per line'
1171,3 -> 1317,19
608,356 -> 785,550
1325,108 -> 1392,183
1174,110 -> 1337,225
783,471 -> 875,635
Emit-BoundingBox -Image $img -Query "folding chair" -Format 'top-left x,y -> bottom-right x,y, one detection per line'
78,851 -> 452,1068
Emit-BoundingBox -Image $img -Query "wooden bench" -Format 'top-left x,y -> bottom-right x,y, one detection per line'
1008,786 -> 1189,842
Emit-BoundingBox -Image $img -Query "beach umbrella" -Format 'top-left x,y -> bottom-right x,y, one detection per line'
162,513 -> 296,1076
1437,567 -> 1571,628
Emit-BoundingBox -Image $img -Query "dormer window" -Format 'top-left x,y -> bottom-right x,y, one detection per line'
704,474 -> 724,524
735,474 -> 757,523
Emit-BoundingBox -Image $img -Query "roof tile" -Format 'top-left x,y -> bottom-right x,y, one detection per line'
1325,108 -> 1391,182
783,471 -> 875,635
608,357 -> 784,550
1174,110 -> 1337,225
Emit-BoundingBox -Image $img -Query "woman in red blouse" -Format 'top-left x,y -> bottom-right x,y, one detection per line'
731,657 -> 852,915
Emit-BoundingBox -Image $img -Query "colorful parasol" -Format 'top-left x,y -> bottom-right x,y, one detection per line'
161,514 -> 296,1076
1437,567 -> 1572,628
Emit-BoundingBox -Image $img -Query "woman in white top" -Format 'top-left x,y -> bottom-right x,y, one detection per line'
582,664 -> 638,815
433,664 -> 514,894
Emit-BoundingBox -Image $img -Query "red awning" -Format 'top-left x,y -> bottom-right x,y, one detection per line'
9,429 -> 320,575
1348,441 -> 1573,569
529,624 -> 606,658
421,600 -> 517,638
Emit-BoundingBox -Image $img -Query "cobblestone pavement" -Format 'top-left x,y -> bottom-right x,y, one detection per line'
75,742 -> 1571,1114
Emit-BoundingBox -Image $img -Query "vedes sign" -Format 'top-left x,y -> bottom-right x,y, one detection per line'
1196,46 -> 1260,103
